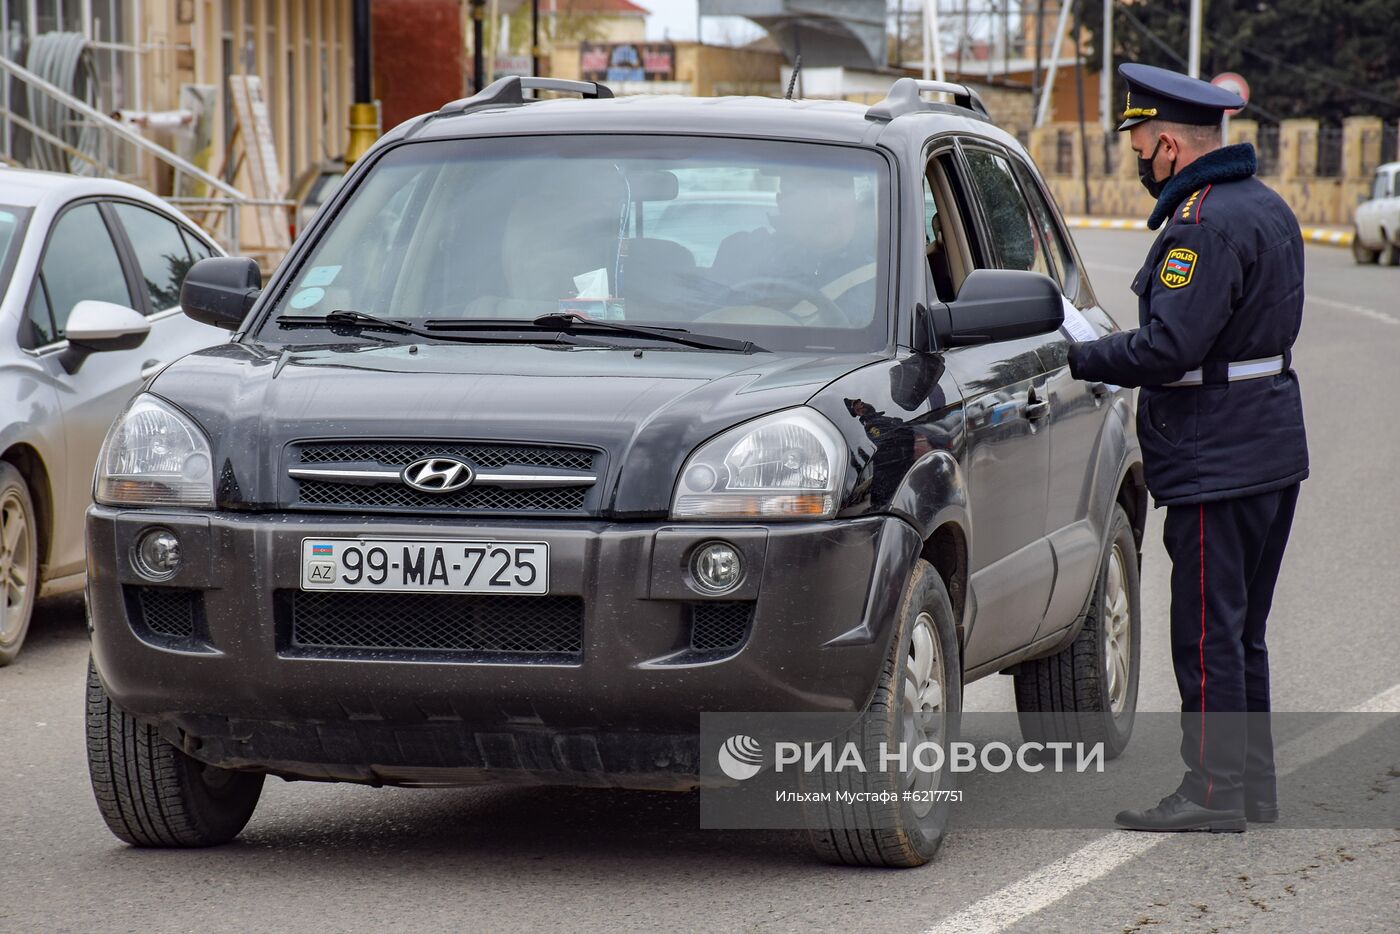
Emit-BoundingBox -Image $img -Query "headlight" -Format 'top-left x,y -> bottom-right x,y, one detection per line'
671,407 -> 847,520
94,394 -> 215,507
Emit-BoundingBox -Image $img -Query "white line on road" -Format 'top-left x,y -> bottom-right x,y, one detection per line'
1307,295 -> 1398,326
920,683 -> 1400,934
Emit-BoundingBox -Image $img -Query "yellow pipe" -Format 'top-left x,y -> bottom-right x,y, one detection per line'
346,101 -> 381,165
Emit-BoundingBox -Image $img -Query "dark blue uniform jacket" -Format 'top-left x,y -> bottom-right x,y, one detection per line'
1068,143 -> 1309,506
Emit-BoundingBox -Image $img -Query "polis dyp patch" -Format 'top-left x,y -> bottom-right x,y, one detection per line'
1159,248 -> 1198,289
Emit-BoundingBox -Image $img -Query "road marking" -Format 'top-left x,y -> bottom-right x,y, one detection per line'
920,683 -> 1400,934
1307,295 -> 1398,326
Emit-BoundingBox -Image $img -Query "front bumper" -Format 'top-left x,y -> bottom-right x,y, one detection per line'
87,507 -> 921,787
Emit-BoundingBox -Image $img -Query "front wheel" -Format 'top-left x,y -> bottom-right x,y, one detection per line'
0,463 -> 39,667
1351,227 -> 1379,264
1014,503 -> 1141,760
86,658 -> 264,846
1382,236 -> 1400,267
803,559 -> 962,868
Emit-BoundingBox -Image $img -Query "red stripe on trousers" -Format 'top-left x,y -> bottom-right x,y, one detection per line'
1199,504 -> 1213,805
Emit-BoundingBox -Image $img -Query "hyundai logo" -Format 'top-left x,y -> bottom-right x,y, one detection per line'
401,457 -> 475,493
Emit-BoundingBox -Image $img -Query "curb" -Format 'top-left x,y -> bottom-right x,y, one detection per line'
1064,216 -> 1354,247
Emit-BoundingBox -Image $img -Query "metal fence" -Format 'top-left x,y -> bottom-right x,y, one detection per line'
0,44 -> 289,257
1316,125 -> 1343,178
1256,124 -> 1281,176
1055,129 -> 1074,176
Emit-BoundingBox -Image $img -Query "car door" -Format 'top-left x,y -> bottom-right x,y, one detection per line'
21,200 -> 150,577
1355,170 -> 1387,246
1006,155 -> 1119,635
925,141 -> 1055,670
107,200 -> 229,365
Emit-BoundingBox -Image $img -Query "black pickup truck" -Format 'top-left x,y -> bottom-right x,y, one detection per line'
84,76 -> 1145,867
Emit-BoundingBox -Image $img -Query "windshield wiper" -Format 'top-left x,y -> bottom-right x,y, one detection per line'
274,310 -> 594,345
425,312 -> 761,353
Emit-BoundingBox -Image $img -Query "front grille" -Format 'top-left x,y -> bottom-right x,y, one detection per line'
689,602 -> 754,653
126,587 -> 199,640
288,440 -> 600,515
296,480 -> 589,512
285,590 -> 584,659
298,442 -> 594,472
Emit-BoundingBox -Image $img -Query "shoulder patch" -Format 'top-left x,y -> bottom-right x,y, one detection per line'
1159,247 -> 1198,288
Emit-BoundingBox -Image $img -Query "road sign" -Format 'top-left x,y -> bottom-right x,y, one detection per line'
1211,72 -> 1250,116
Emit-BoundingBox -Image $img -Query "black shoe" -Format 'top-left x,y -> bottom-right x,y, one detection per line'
1114,792 -> 1246,833
1245,801 -> 1279,823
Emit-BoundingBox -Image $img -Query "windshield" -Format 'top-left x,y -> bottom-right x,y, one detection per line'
262,135 -> 891,353
0,204 -> 29,295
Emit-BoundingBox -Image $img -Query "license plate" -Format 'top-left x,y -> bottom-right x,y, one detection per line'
300,538 -> 549,594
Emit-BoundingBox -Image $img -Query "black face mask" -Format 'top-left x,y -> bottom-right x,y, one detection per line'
1138,138 -> 1176,198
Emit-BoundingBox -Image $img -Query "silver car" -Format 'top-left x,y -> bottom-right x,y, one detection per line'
0,169 -> 228,664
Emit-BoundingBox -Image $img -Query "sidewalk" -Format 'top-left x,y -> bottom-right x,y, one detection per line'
1064,216 -> 1353,247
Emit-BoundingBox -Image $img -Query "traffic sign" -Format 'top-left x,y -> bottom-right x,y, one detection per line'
1211,72 -> 1250,116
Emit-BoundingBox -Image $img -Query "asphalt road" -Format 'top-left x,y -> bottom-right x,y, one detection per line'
3,230 -> 1397,934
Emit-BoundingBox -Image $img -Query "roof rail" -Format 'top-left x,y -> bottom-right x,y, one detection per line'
436,76 -> 614,117
866,78 -> 989,122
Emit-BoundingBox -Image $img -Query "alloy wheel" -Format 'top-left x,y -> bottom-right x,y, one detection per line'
900,610 -> 945,817
0,489 -> 32,645
1102,544 -> 1133,716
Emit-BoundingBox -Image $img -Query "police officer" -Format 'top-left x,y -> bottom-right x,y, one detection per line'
1067,63 -> 1308,832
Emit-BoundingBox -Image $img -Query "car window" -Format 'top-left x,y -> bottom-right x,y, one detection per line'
1374,171 -> 1391,201
112,202 -> 196,313
963,148 -> 1052,278
25,279 -> 55,346
263,135 -> 893,355
0,204 -> 31,311
37,203 -> 132,339
182,227 -> 215,262
1011,160 -> 1080,298
922,173 -> 956,302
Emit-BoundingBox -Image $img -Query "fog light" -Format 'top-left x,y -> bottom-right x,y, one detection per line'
133,528 -> 181,581
691,541 -> 743,594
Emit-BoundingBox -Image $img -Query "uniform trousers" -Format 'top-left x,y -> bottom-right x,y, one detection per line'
1161,483 -> 1300,811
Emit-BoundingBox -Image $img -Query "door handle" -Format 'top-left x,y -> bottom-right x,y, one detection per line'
1025,388 -> 1051,420
1088,381 -> 1110,398
140,359 -> 163,380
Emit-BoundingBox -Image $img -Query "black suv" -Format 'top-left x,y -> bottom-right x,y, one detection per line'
85,77 -> 1145,867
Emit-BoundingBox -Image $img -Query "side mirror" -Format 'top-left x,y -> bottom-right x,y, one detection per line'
58,300 -> 150,374
180,256 -> 261,330
926,269 -> 1065,348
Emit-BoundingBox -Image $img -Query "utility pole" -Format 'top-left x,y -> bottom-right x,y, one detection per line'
1188,0 -> 1202,77
1035,1 -> 1074,128
924,0 -> 945,82
1100,0 -> 1112,133
532,0 -> 541,77
1073,0 -> 1091,214
1032,0 -> 1046,123
471,0 -> 485,92
346,0 -> 378,164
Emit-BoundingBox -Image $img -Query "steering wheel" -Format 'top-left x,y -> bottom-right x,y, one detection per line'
725,277 -> 854,327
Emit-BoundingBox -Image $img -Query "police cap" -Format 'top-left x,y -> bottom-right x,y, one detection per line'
1116,62 -> 1245,131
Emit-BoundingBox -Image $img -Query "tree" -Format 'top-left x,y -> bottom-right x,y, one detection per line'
1081,0 -> 1400,124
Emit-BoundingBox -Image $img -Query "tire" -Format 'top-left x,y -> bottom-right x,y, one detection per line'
1382,237 -> 1400,267
1014,504 -> 1140,760
1351,227 -> 1378,264
85,657 -> 264,846
0,463 -> 39,667
804,559 -> 962,868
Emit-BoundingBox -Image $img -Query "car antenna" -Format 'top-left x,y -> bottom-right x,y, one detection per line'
784,54 -> 802,100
